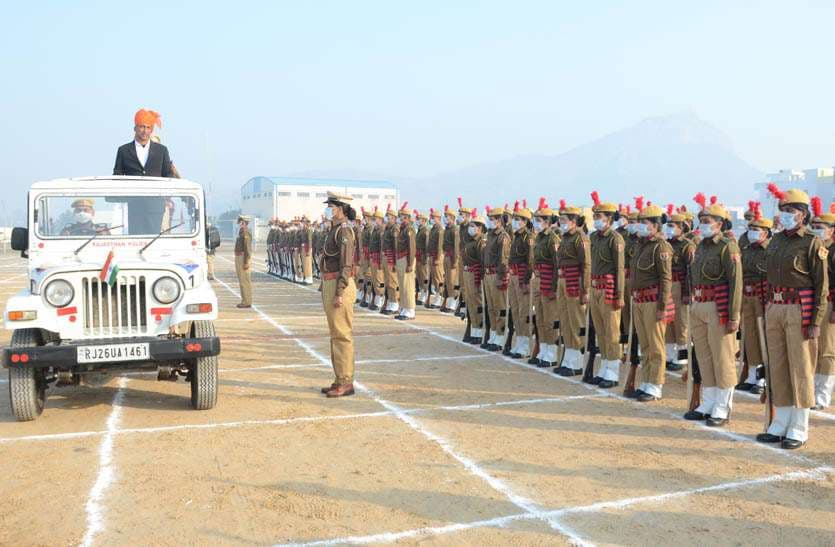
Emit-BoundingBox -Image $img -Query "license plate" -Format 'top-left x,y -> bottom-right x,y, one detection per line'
77,343 -> 150,363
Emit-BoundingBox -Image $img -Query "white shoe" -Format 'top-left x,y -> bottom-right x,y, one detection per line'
695,386 -> 717,416
711,388 -> 734,420
517,336 -> 529,357
601,359 -> 620,382
814,374 -> 835,408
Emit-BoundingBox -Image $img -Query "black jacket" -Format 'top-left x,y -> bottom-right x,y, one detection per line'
113,141 -> 174,177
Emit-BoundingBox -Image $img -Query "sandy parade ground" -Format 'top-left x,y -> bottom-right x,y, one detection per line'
1,248 -> 833,547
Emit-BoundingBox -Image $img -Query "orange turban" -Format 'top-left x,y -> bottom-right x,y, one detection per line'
134,109 -> 162,128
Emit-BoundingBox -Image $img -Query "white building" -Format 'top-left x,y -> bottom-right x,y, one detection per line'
240,176 -> 399,224
754,167 -> 835,216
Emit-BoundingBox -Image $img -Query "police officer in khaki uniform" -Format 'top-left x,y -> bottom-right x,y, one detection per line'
508,201 -> 535,359
381,204 -> 400,315
682,196 -> 742,426
206,223 -> 218,281
319,192 -> 358,398
441,205 -> 461,312
395,204 -> 417,320
462,210 -> 487,344
483,206 -> 512,350
663,205 -> 697,371
357,208 -> 371,306
457,198 -> 474,318
555,203 -> 591,376
368,208 -> 386,311
415,211 -> 431,305
427,208 -> 445,309
530,199 -> 561,367
627,203 -> 673,401
589,192 -> 625,388
808,199 -> 835,409
234,215 -> 253,308
300,216 -> 314,285
737,203 -> 771,394
757,185 -> 828,449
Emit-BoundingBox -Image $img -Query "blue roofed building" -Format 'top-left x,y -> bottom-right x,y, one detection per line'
241,176 -> 399,223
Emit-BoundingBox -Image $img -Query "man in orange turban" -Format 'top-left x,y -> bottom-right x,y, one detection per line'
113,108 -> 177,178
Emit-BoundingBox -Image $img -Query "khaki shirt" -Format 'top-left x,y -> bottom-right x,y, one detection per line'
369,225 -> 383,255
416,225 -> 430,258
397,222 -> 416,262
590,227 -> 625,302
688,234 -> 743,322
765,226 -> 829,327
669,236 -> 696,275
443,220 -> 460,257
556,229 -> 591,294
462,233 -> 485,267
383,222 -> 399,253
741,233 -> 770,283
484,226 -> 511,277
510,227 -> 535,282
428,223 -> 444,258
629,232 -> 673,312
234,227 -> 252,262
321,218 -> 355,296
534,228 -> 560,292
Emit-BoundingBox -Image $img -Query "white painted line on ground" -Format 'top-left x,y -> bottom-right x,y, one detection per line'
219,353 -> 489,373
214,270 -> 591,546
277,465 -> 834,546
79,376 -> 128,547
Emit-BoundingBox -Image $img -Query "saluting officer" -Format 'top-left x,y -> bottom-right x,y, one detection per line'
627,202 -> 673,402
663,205 -> 697,371
683,195 -> 742,426
395,204 -> 417,320
757,185 -> 828,449
508,201 -> 535,359
808,199 -> 835,410
588,192 -> 625,388
483,206 -> 512,351
530,198 -> 561,367
461,210 -> 486,344
554,202 -> 591,376
427,208 -> 446,309
737,202 -> 771,394
234,215 -> 253,309
319,192 -> 358,398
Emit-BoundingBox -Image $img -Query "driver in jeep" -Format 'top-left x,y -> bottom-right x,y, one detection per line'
60,198 -> 109,236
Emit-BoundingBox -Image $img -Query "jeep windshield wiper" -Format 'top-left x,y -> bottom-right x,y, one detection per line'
139,222 -> 185,255
74,224 -> 124,256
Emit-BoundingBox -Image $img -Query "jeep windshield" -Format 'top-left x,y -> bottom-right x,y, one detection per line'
35,194 -> 199,238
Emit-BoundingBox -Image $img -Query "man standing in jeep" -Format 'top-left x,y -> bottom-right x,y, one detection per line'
112,109 -> 176,178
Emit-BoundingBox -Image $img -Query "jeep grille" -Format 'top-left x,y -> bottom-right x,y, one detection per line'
81,275 -> 148,336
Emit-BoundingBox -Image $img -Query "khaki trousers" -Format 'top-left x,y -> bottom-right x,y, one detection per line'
303,254 -> 313,279
634,301 -> 667,386
555,278 -> 586,350
234,254 -> 252,305
370,262 -> 385,297
484,273 -> 508,335
690,301 -> 737,389
396,256 -> 416,310
765,303 -> 815,408
741,294 -> 765,366
444,255 -> 459,299
463,270 -> 483,329
430,256 -> 445,295
532,275 -> 559,345
293,250 -> 302,277
206,253 -> 215,278
322,278 -> 356,385
383,259 -> 399,302
590,287 -> 622,360
416,258 -> 429,294
665,281 -> 688,346
818,302 -> 835,375
508,274 -> 532,337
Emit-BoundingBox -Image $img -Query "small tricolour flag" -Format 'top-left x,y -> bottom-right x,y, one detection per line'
99,249 -> 120,286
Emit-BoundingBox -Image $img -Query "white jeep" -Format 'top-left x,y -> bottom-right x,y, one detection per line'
3,176 -> 222,421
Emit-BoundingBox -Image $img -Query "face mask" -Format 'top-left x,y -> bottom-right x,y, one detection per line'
511,220 -> 522,232
74,211 -> 92,223
747,229 -> 763,243
559,224 -> 570,235
457,215 -> 464,223
533,220 -> 543,233
486,219 -> 494,230
428,219 -> 435,227
324,207 -> 333,220
626,224 -> 637,235
593,219 -> 607,232
699,222 -> 715,238
662,225 -> 676,240
810,227 -> 828,240
468,225 -> 478,237
780,211 -> 798,231
635,224 -> 650,238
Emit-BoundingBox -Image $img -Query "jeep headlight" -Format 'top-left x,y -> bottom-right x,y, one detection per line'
44,279 -> 74,308
152,276 -> 181,304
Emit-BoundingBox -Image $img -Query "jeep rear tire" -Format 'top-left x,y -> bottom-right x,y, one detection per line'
8,329 -> 46,421
189,321 -> 218,410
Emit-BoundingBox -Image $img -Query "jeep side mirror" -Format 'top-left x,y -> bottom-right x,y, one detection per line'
10,227 -> 28,252
208,226 -> 221,249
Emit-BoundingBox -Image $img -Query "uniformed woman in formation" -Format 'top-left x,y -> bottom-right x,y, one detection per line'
530,198 -> 561,367
683,196 -> 742,426
808,199 -> 835,410
758,185 -> 828,449
664,205 -> 696,371
508,202 -> 535,359
483,206 -> 512,351
319,192 -> 358,398
738,203 -> 771,394
461,211 -> 487,344
554,202 -> 591,376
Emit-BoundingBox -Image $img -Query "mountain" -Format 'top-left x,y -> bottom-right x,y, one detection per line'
406,113 -> 763,210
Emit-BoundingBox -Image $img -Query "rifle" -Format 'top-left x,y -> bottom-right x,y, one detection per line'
623,296 -> 638,396
582,307 -> 598,383
737,320 -> 749,387
683,305 -> 701,411
756,315 -> 775,429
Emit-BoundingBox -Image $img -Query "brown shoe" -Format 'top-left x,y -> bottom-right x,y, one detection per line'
236,303 -> 251,308
326,383 -> 355,398
321,383 -> 338,394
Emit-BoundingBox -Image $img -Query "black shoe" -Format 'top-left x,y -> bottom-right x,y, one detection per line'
782,438 -> 805,450
570,368 -> 584,377
468,337 -> 482,345
509,352 -> 522,359
623,388 -> 643,399
736,382 -> 754,391
489,344 -> 503,352
557,367 -> 576,377
368,305 -> 379,311
590,376 -> 603,385
394,315 -> 404,320
637,392 -> 659,402
598,379 -> 618,389
360,302 -> 370,308
528,357 -> 541,365
455,311 -> 466,318
749,385 -> 764,395
756,433 -> 783,443
706,416 -> 728,427
683,410 -> 706,421
666,362 -> 684,372
537,361 -> 553,368
480,342 -> 490,349
428,305 -> 440,310
553,366 -> 566,375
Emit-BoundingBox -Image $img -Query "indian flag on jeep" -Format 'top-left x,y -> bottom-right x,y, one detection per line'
99,249 -> 120,286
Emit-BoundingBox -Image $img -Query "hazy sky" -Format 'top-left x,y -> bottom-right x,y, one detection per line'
2,0 -> 834,215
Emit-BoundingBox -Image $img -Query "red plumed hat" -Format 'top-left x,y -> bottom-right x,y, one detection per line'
811,196 -> 822,218
634,196 -> 644,211
767,182 -> 785,201
693,193 -> 706,209
591,191 -> 600,206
